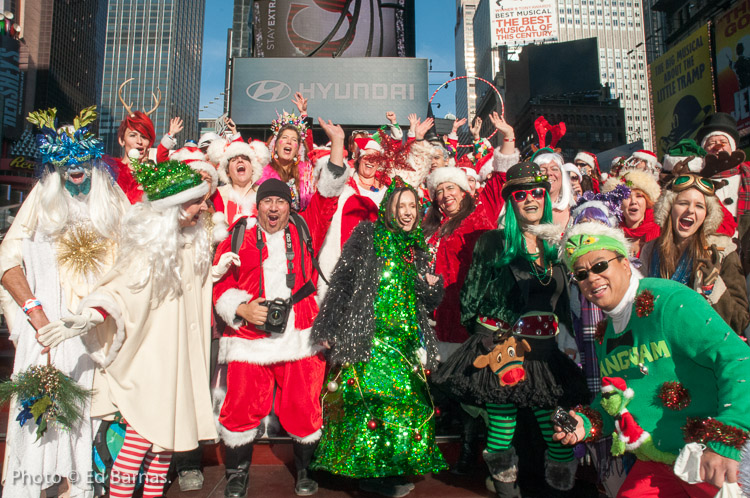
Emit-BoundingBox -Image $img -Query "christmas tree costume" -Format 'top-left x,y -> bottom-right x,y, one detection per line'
562,222 -> 750,497
311,179 -> 447,481
432,162 -> 590,495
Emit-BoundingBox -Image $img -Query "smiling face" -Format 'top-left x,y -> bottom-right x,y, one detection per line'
63,165 -> 91,186
257,195 -> 290,234
430,150 -> 447,172
622,189 -> 648,228
512,188 -> 546,225
119,128 -> 149,162
671,189 -> 707,244
391,189 -> 418,231
274,128 -> 301,163
704,134 -> 733,155
228,154 -> 253,188
539,161 -> 562,200
435,182 -> 466,218
357,153 -> 379,180
467,176 -> 477,195
179,196 -> 209,228
574,249 -> 631,311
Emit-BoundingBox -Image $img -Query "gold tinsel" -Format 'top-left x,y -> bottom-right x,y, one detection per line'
56,225 -> 109,276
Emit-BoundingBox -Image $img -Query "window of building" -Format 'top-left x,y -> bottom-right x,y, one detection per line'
614,19 -> 618,25
576,19 -> 580,24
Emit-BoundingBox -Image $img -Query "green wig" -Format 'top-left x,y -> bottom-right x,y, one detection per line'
498,192 -> 558,267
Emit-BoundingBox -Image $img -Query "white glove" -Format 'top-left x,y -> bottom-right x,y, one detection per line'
211,252 -> 241,282
38,308 -> 105,348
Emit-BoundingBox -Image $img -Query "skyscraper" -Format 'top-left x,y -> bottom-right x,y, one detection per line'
454,0 -> 479,138
556,0 -> 654,149
98,0 -> 206,156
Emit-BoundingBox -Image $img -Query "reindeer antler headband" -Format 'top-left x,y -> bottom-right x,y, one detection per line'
118,78 -> 162,117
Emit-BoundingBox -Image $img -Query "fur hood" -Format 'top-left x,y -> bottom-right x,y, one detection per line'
653,189 -> 723,236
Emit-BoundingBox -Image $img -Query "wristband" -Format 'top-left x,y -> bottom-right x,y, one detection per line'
22,299 -> 42,315
503,136 -> 515,142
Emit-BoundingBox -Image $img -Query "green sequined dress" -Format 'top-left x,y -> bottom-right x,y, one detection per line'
312,189 -> 447,478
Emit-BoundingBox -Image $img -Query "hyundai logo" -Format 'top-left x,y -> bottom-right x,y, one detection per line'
245,80 -> 292,102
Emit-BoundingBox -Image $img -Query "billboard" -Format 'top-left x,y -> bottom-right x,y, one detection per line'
490,0 -> 558,47
715,0 -> 750,137
650,24 -> 714,157
230,57 -> 428,126
252,0 -> 414,57
0,36 -> 22,141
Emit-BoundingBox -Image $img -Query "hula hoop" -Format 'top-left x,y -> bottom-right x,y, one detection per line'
429,75 -> 505,148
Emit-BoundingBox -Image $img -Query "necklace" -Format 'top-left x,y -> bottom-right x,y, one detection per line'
402,246 -> 415,263
529,259 -> 553,285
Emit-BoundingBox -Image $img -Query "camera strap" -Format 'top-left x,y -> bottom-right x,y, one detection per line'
255,225 -> 296,297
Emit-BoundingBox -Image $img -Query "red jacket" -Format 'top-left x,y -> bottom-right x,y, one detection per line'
104,156 -> 143,204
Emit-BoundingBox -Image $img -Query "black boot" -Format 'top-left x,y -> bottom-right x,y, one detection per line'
544,451 -> 577,492
451,412 -> 480,475
292,441 -> 319,496
483,449 -> 521,498
224,443 -> 253,498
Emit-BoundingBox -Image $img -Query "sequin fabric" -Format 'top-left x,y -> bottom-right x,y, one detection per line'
312,181 -> 447,478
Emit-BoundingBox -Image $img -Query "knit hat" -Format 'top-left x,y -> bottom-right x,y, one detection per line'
217,139 -> 270,186
696,113 -> 739,151
601,377 -> 634,399
661,139 -> 706,173
560,221 -> 630,270
256,178 -> 292,205
426,166 -> 470,199
574,151 -> 600,175
501,162 -> 551,200
602,170 -> 661,204
132,157 -> 209,211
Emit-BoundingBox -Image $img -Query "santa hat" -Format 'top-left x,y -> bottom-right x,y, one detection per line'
426,166 -> 470,199
661,139 -> 706,173
171,145 -> 205,163
563,163 -> 582,180
460,166 -> 479,181
217,140 -> 270,186
627,150 -> 661,177
602,169 -> 661,203
574,151 -> 600,175
601,377 -> 634,399
354,137 -> 382,156
198,132 -> 221,150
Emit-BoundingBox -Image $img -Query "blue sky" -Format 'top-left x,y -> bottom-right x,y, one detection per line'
198,1 -> 457,119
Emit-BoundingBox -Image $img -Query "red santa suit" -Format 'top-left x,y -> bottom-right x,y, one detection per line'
104,155 -> 144,204
614,409 -> 650,450
212,171 -> 345,447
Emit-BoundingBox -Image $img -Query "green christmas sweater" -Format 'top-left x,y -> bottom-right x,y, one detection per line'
583,277 -> 750,461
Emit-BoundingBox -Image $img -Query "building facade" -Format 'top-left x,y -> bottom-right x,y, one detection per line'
454,0 -> 479,145
98,0 -> 205,156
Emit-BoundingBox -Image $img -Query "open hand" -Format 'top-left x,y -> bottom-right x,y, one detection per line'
318,118 -> 345,143
452,117 -> 467,134
292,92 -> 308,115
415,117 -> 434,140
469,117 -> 482,140
488,111 -> 514,139
168,117 -> 184,136
224,117 -> 238,135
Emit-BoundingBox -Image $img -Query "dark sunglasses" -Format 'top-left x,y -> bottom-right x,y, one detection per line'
572,256 -> 620,282
511,188 -> 546,202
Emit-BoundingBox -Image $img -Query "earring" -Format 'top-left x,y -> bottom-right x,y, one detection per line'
274,152 -> 279,160
294,156 -> 299,165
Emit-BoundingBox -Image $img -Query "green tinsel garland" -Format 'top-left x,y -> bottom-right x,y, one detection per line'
0,365 -> 92,440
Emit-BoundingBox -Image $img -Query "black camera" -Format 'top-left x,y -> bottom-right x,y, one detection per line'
257,298 -> 291,334
550,407 -> 579,434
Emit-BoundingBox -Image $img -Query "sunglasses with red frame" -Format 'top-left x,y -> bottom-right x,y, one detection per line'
511,187 -> 546,202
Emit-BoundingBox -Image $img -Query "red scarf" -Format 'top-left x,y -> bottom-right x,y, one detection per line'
621,208 -> 660,247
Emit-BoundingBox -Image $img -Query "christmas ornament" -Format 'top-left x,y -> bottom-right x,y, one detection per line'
658,382 -> 691,410
56,224 -> 110,276
347,378 -> 356,387
683,417 -> 748,450
412,431 -> 422,442
367,419 -> 378,430
635,290 -> 655,318
327,381 -> 339,392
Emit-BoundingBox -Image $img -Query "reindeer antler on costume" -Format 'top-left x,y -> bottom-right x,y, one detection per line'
118,78 -> 162,117
530,116 -> 566,155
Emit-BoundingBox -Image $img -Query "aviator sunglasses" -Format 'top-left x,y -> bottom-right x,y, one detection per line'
572,256 -> 620,282
511,187 -> 546,202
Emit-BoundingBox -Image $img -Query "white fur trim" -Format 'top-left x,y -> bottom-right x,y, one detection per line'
207,137 -> 228,166
525,223 -> 564,246
602,170 -> 661,203
398,140 -> 433,187
623,429 -> 650,450
218,330 -> 323,366
631,151 -> 658,165
288,428 -> 322,444
564,163 -> 582,179
198,132 -> 221,150
661,154 -> 704,173
426,167 -> 470,198
654,190 -> 723,236
624,388 -> 634,399
219,425 -> 259,448
215,288 -> 253,330
212,211 -> 229,244
574,152 -> 595,168
188,159 -> 219,193
316,161 -> 352,198
160,134 -> 177,150
171,147 -> 205,163
492,148 -> 521,174
218,141 -> 269,187
601,385 -> 616,393
460,167 -> 479,180
78,293 -> 127,369
148,181 -> 210,211
560,221 -> 631,266
316,183 -> 358,301
701,131 -> 736,152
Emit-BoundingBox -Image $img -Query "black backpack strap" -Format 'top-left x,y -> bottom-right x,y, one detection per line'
290,280 -> 316,305
289,211 -> 330,286
231,217 -> 248,255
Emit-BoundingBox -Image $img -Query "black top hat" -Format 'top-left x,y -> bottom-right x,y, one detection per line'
501,162 -> 551,199
696,113 -> 740,147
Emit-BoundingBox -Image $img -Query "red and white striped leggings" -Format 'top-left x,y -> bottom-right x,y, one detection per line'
108,424 -> 173,498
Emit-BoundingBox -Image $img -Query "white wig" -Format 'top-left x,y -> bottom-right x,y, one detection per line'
533,152 -> 574,209
116,201 -> 211,305
36,164 -> 126,240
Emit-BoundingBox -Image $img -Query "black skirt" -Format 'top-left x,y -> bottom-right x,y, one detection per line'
432,324 -> 590,409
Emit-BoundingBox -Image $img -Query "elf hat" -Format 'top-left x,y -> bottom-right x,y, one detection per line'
560,221 -> 630,270
696,113 -> 739,151
426,166 -> 470,199
217,139 -> 269,186
661,139 -> 706,173
131,156 -> 209,211
601,377 -> 634,399
602,169 -> 661,204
